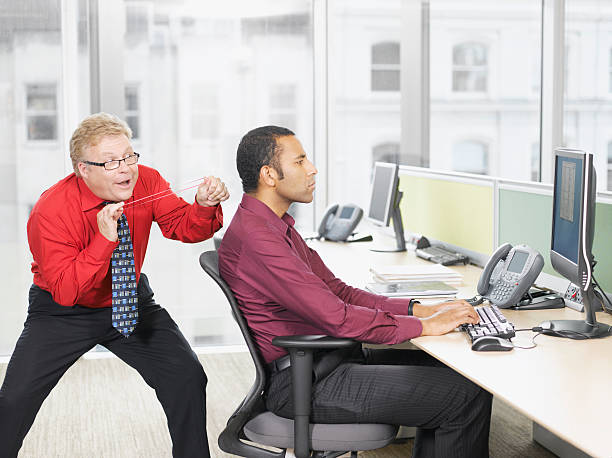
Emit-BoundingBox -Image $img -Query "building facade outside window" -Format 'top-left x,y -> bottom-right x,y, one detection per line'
25,83 -> 58,141
452,42 -> 488,92
371,41 -> 400,91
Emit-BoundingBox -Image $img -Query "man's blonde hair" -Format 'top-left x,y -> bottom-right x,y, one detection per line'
70,112 -> 132,176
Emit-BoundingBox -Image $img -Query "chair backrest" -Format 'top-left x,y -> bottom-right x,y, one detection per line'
199,250 -> 284,458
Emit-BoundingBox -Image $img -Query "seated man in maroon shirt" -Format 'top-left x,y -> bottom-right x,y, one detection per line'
0,113 -> 229,458
218,125 -> 493,458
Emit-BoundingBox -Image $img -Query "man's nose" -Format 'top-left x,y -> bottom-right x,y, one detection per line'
307,160 -> 317,175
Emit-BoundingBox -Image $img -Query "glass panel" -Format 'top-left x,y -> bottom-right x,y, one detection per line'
430,0 -> 542,181
123,0 -> 314,347
452,140 -> 488,174
0,0 -> 90,356
564,0 -> 612,192
329,0 -> 402,208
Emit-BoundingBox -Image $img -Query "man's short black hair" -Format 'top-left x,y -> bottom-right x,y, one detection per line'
237,125 -> 295,193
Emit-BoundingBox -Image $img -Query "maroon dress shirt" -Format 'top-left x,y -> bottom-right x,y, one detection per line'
28,165 -> 223,307
218,194 -> 423,363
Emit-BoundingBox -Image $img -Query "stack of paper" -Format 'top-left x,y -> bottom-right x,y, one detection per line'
365,280 -> 458,298
369,264 -> 463,286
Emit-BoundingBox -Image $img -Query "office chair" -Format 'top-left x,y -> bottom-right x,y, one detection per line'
199,250 -> 399,458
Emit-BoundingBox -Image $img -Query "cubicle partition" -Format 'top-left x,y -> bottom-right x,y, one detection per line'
398,167 -> 612,292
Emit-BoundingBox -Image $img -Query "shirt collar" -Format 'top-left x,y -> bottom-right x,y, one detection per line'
240,194 -> 295,236
77,176 -> 106,211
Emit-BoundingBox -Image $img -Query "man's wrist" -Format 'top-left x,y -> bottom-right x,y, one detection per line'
408,299 -> 420,316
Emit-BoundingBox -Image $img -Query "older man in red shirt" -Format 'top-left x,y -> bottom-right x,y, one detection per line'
218,125 -> 493,458
0,113 -> 228,458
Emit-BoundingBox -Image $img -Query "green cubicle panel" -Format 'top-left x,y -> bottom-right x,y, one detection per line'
498,188 -> 612,292
398,174 -> 494,255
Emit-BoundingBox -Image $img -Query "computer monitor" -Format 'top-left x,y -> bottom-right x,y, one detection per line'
367,162 -> 406,252
540,148 -> 611,338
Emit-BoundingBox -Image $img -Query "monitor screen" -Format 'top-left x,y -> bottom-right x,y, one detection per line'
367,162 -> 398,226
551,154 -> 583,265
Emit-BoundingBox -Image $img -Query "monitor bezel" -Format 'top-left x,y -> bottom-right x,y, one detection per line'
367,161 -> 399,227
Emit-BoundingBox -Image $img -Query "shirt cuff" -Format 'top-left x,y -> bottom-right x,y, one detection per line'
382,297 -> 411,316
89,232 -> 118,263
393,315 -> 424,342
193,199 -> 223,223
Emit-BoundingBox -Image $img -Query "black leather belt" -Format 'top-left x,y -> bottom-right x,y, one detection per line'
267,354 -> 291,373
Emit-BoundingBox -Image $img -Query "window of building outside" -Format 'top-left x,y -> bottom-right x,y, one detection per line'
125,84 -> 140,140
563,0 -> 612,192
371,42 -> 400,91
269,84 -> 297,131
452,140 -> 489,174
452,43 -> 488,92
26,84 -> 58,141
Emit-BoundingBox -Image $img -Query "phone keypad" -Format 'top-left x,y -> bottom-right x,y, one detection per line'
490,281 -> 515,302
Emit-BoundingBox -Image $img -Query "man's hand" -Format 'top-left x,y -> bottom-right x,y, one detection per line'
419,303 -> 479,336
97,202 -> 124,242
413,299 -> 471,318
196,176 -> 230,207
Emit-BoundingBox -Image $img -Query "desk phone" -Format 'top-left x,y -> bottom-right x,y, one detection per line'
477,243 -> 544,308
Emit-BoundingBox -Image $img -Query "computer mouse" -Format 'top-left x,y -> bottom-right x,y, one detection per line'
471,336 -> 514,352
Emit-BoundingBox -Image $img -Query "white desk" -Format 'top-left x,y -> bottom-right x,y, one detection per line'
310,240 -> 612,458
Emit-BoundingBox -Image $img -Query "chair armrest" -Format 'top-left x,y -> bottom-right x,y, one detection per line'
272,334 -> 355,350
271,335 -> 356,458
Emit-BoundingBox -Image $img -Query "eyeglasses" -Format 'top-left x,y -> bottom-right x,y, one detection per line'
83,152 -> 140,171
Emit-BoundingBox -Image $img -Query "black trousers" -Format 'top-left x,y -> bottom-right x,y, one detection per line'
0,274 -> 210,458
266,348 -> 492,458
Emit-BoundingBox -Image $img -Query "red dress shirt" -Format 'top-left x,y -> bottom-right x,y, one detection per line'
28,165 -> 223,307
218,194 -> 422,363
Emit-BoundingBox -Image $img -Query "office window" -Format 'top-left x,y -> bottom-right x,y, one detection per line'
564,1 -> 612,192
190,83 -> 219,140
531,142 -> 540,182
609,48 -> 612,93
121,1 -> 314,348
608,141 -> 612,191
452,140 -> 488,175
371,42 -> 400,91
125,84 -> 140,140
372,142 -> 400,166
25,84 -> 58,141
452,43 -> 488,93
269,84 -> 297,131
430,1 -> 541,181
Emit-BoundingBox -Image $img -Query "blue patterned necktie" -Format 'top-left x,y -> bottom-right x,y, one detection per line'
111,214 -> 139,337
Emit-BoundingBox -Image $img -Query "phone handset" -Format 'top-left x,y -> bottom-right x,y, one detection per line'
477,243 -> 512,296
318,204 -> 339,239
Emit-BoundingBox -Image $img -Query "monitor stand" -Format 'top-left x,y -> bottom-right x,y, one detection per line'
370,191 -> 406,253
539,286 -> 612,339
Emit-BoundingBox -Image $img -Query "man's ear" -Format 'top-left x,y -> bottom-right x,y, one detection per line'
77,162 -> 89,179
260,165 -> 277,188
